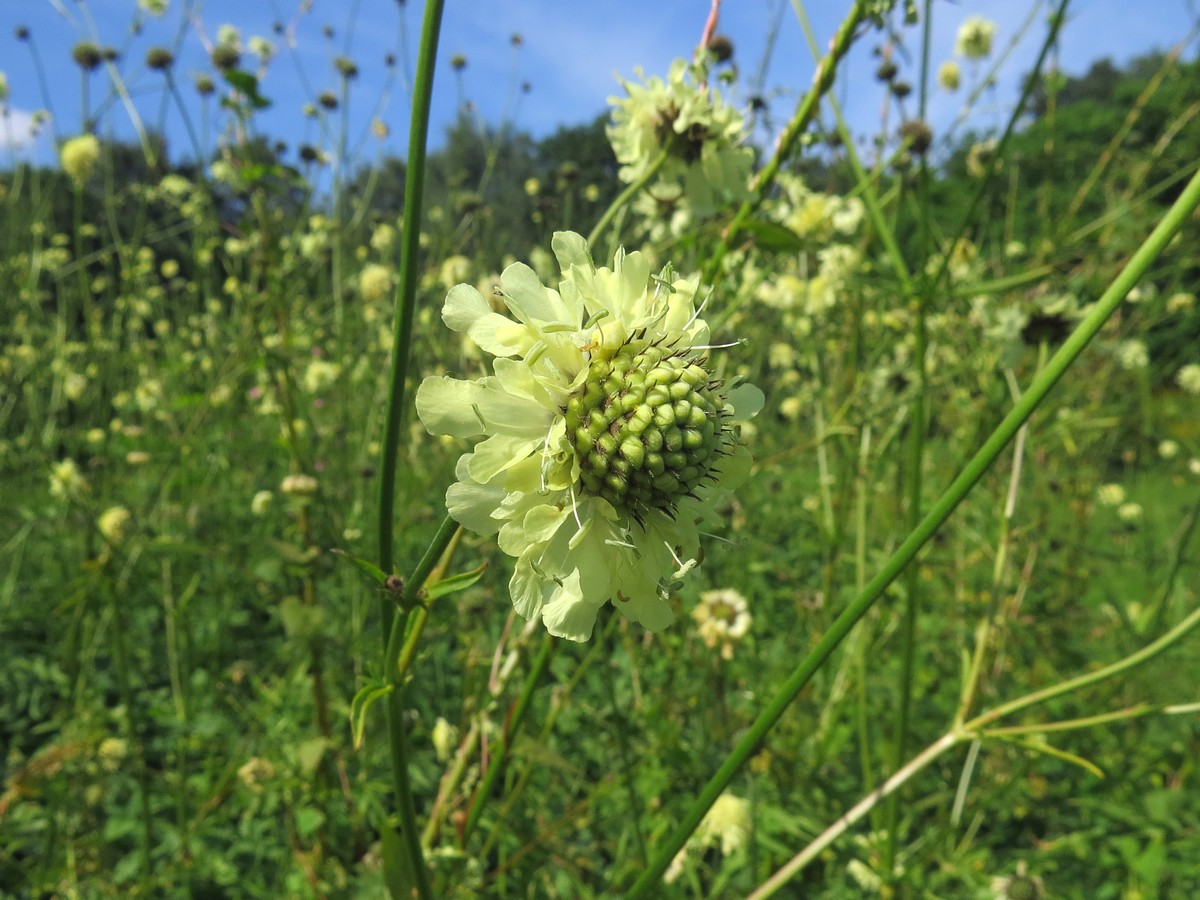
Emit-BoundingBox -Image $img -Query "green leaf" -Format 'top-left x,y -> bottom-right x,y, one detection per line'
294,807 -> 326,839
349,679 -> 393,750
741,217 -> 804,253
380,821 -> 417,900
279,596 -> 324,639
426,561 -> 489,601
296,737 -> 328,774
222,69 -> 272,109
330,548 -> 389,587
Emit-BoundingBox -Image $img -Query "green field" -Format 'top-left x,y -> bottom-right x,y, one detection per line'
2,3 -> 1200,897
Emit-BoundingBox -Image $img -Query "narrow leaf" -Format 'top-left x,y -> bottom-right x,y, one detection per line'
349,680 -> 393,750
426,561 -> 489,601
330,548 -> 390,586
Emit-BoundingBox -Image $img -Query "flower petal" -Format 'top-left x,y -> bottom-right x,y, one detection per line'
467,433 -> 542,484
416,376 -> 547,439
510,549 -> 550,620
443,284 -> 532,357
540,570 -> 602,641
500,263 -> 567,324
727,383 -> 765,420
445,454 -> 504,535
551,231 -> 592,275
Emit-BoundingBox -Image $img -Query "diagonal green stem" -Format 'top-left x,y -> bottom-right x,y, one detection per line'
586,145 -> 670,250
622,158 -> 1200,900
701,0 -> 869,286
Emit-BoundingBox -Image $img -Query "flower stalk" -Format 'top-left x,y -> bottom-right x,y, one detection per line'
373,1 -> 446,897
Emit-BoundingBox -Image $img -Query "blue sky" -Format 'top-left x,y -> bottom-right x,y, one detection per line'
1,0 -> 1197,178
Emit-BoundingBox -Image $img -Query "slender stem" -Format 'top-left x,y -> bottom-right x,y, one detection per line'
461,634 -> 557,843
749,733 -> 962,899
372,2 -> 446,897
701,0 -> 869,285
929,0 -> 1069,293
622,155 -> 1200,900
790,0 -> 915,296
586,145 -> 670,249
967,603 -> 1200,733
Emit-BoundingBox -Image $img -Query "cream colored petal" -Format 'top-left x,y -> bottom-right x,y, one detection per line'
540,570 -> 602,642
619,592 -> 674,632
524,503 -> 571,544
615,248 -> 651,320
417,376 -> 548,439
500,263 -> 567,324
443,283 -> 528,357
551,231 -> 592,275
510,550 -> 549,620
445,455 -> 504,535
727,383 -> 765,421
467,433 -> 541,484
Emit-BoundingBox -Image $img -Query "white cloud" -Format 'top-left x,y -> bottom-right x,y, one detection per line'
0,107 -> 49,152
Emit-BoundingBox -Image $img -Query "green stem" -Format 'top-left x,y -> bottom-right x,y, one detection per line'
749,732 -> 962,900
701,0 -> 869,285
372,1 -> 446,897
586,145 -> 670,249
883,5 -> 937,871
967,603 -> 1200,732
929,0 -> 1069,293
461,634 -> 557,843
377,0 -> 445,577
622,152 -> 1200,900
790,0 -> 915,296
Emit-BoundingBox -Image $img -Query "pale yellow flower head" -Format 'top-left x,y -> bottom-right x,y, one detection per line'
359,263 -> 394,302
61,134 -> 101,185
98,506 -> 132,545
416,231 -> 762,641
608,58 -> 752,218
692,588 -> 751,660
956,16 -> 998,59
938,60 -> 961,91
50,459 -> 89,500
431,717 -> 458,762
1176,363 -> 1200,395
281,473 -> 319,496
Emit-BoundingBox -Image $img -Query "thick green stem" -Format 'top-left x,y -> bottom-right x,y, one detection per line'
377,0 -> 445,576
373,2 -> 446,897
622,155 -> 1200,900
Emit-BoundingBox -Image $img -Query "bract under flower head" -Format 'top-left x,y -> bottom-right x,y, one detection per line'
417,232 -> 762,642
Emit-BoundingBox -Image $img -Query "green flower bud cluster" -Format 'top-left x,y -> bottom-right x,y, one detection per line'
566,336 -> 728,519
